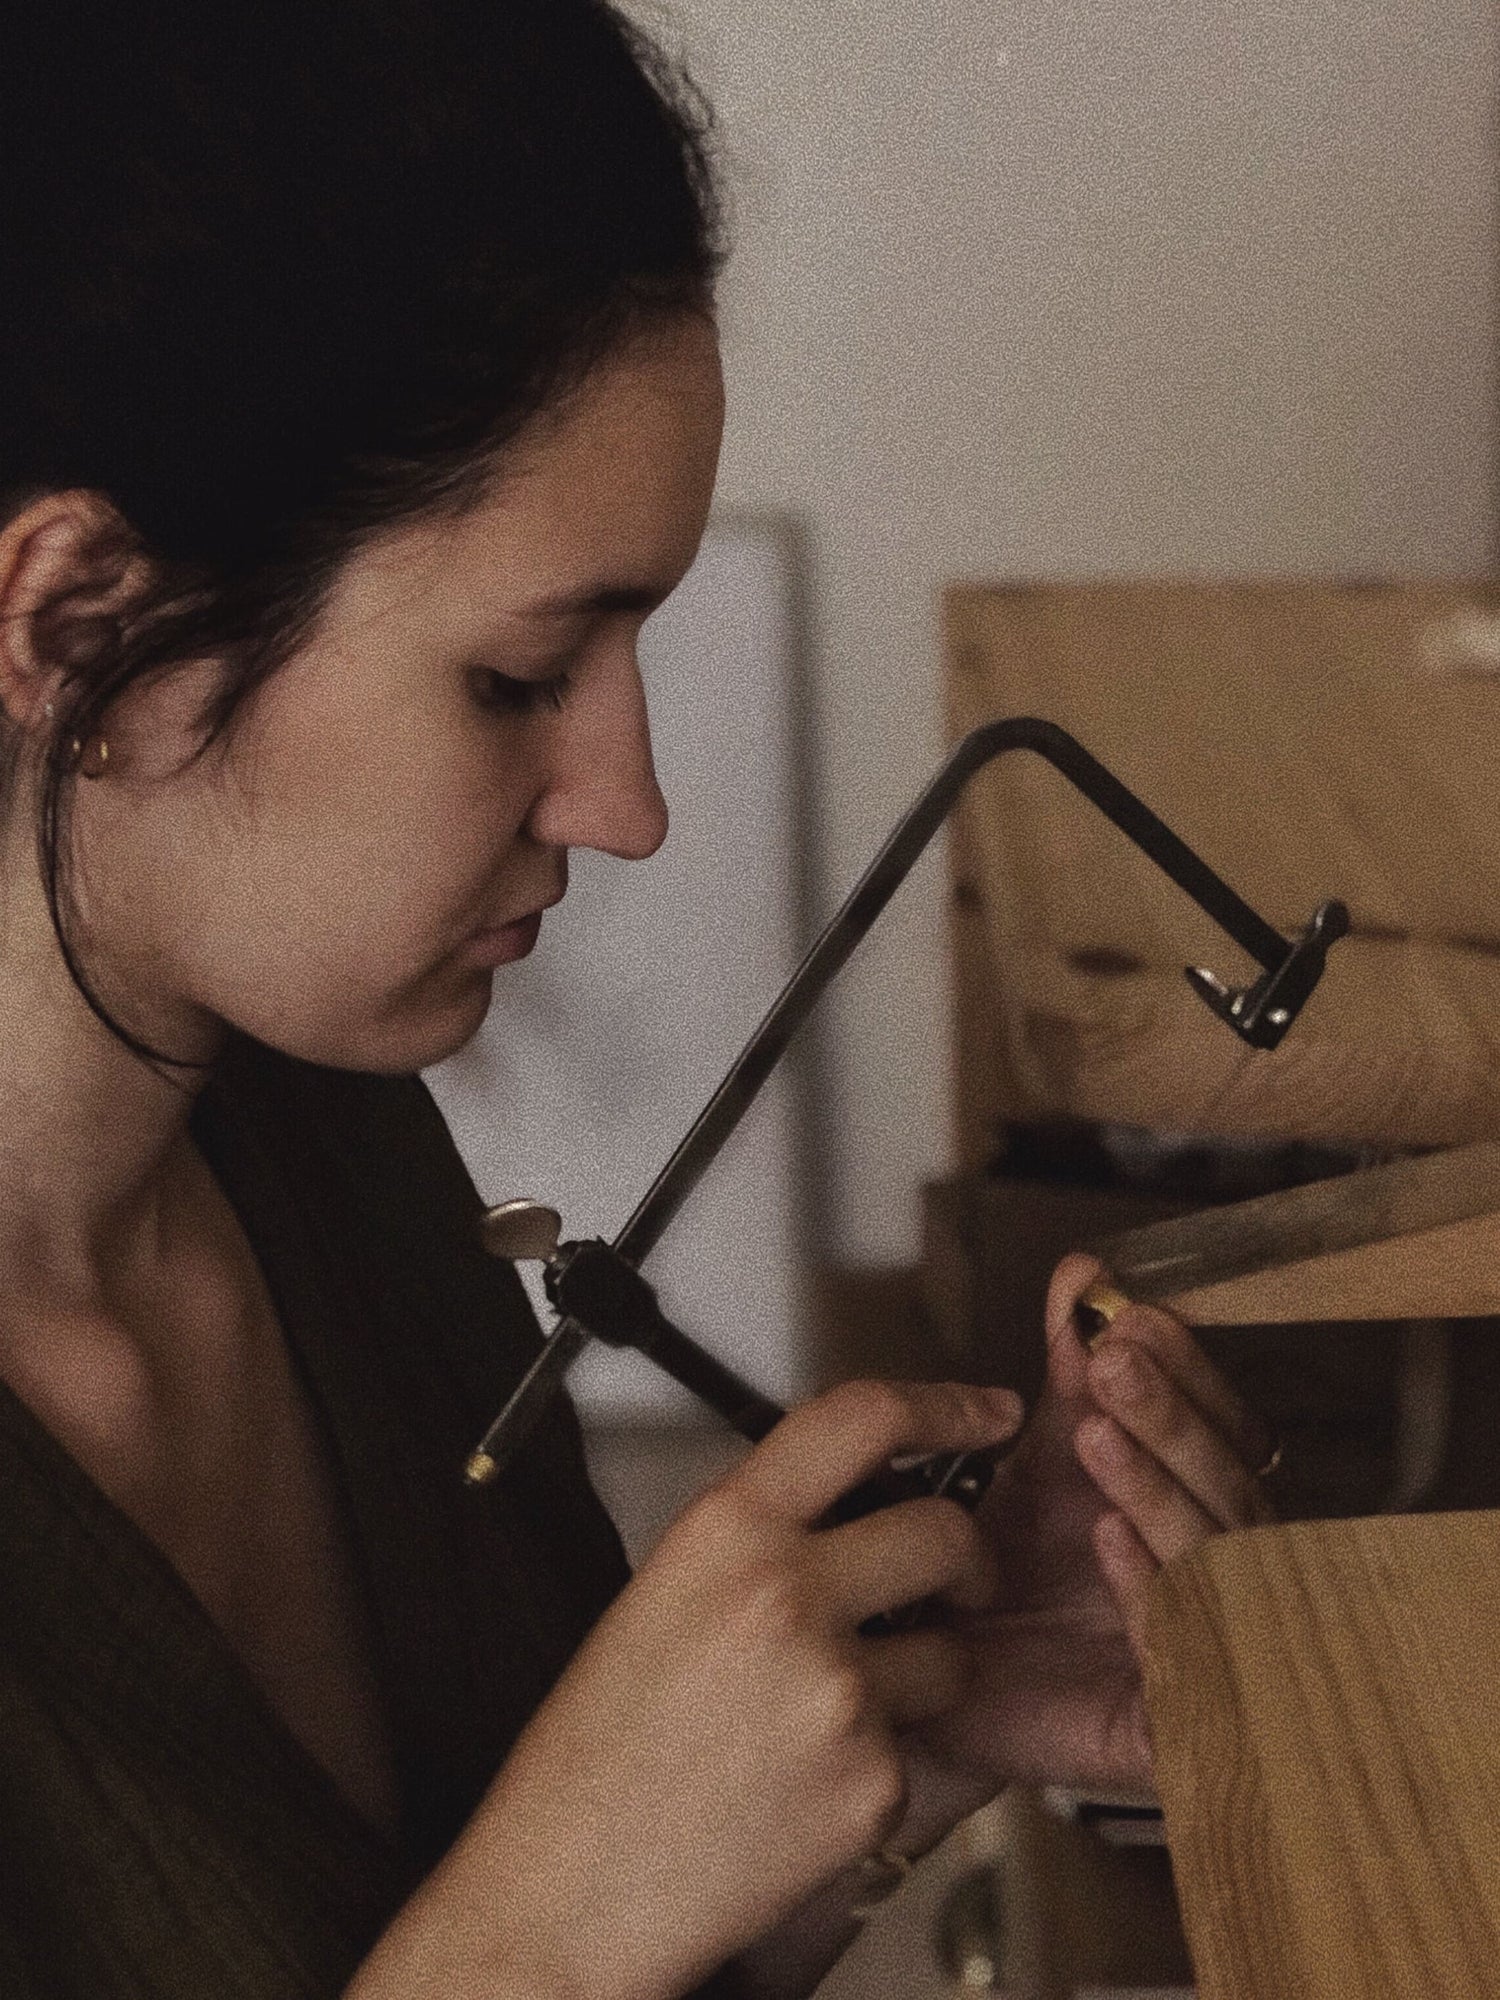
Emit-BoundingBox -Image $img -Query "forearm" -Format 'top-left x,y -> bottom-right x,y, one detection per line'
728,1743 -> 1003,2000
338,1842 -> 570,2000
339,1835 -> 875,2000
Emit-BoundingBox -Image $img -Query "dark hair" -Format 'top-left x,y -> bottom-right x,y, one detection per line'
0,0 -> 725,1073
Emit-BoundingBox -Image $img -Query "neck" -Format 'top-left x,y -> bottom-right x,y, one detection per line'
0,821 -> 226,1319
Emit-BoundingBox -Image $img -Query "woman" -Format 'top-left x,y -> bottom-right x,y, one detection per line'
0,3 -> 1274,1995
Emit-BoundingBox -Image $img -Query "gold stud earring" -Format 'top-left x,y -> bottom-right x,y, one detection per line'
67,732 -> 110,779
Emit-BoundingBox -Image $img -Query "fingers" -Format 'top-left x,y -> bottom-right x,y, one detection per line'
1078,1285 -> 1273,1475
1044,1252 -> 1111,1401
1085,1338 -> 1276,1533
734,1379 -> 1025,1529
857,1628 -> 976,1729
806,1495 -> 1001,1627
1092,1509 -> 1159,1657
1072,1410 -> 1224,1566
1049,1248 -> 1277,1522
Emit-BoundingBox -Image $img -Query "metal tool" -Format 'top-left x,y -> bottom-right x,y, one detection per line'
463,716 -> 1348,1558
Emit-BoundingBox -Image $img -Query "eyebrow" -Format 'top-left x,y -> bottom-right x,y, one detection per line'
520,580 -> 678,619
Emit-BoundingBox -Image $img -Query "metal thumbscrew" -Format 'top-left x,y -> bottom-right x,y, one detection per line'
479,1200 -> 563,1266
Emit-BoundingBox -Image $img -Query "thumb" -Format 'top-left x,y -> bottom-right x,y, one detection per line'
1043,1251 -> 1116,1403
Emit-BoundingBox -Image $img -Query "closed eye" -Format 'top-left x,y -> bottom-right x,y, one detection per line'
466,663 -> 575,716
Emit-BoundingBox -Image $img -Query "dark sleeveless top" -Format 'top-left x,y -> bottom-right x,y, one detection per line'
0,1032 -> 743,1997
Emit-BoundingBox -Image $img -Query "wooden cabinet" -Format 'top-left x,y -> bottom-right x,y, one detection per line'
943,579 -> 1500,1172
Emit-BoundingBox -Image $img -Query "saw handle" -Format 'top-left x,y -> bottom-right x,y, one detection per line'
548,1236 -> 1017,1636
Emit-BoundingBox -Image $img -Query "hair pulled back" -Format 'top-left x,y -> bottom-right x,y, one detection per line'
0,0 -> 725,1070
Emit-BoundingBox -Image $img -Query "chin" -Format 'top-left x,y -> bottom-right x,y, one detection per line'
366,977 -> 497,1075
233,969 -> 496,1077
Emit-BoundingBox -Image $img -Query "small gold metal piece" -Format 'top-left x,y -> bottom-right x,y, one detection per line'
1076,1279 -> 1134,1349
463,1450 -> 498,1487
67,732 -> 110,778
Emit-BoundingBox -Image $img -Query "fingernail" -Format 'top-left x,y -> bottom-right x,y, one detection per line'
978,1386 -> 1024,1427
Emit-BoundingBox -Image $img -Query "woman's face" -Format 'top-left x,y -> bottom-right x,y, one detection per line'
73,313 -> 726,1073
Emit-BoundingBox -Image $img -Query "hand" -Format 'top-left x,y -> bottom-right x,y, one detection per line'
724,1265 -> 1278,2000
913,1251 -> 1277,1798
397,1379 -> 1024,2000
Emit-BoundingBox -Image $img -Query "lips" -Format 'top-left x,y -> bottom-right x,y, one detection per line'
462,886 -> 565,969
477,889 -> 565,935
464,909 -> 545,968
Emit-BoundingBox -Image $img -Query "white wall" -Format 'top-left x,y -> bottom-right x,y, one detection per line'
427,519 -> 812,1417
630,0 -> 1499,1265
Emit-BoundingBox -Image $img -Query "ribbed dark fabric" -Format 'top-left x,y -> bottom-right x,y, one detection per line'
0,1031 -> 744,1998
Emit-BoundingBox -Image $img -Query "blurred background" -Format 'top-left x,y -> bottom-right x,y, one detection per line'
656,0 -> 1496,1270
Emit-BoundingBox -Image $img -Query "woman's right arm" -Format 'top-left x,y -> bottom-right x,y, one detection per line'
341,1378 -> 1023,2000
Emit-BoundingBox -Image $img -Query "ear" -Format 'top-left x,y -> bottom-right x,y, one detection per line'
0,491 -> 149,731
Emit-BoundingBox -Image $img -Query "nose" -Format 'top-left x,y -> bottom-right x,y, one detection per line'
524,658 -> 669,862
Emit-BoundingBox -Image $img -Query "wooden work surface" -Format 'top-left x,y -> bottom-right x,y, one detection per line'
945,581 -> 1500,1170
1143,1512 -> 1500,1999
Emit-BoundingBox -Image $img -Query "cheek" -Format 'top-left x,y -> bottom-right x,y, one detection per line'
82,673 -> 532,1044
220,667 -> 528,935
